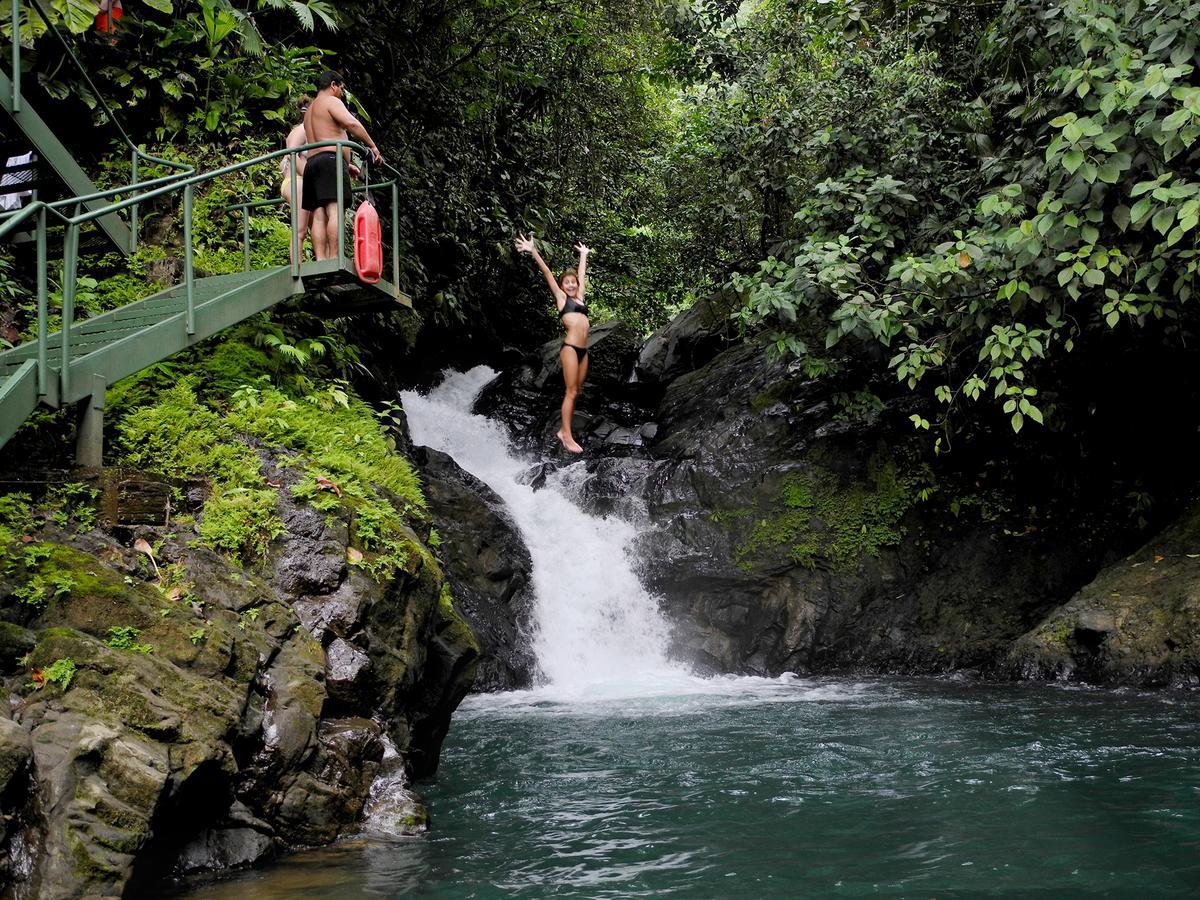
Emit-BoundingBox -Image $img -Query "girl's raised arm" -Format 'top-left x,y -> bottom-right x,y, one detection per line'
515,234 -> 565,301
575,242 -> 591,301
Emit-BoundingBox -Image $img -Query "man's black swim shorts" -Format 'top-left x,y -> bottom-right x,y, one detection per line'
301,152 -> 351,211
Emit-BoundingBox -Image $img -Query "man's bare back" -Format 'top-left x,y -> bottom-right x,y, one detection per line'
304,92 -> 349,157
303,74 -> 381,163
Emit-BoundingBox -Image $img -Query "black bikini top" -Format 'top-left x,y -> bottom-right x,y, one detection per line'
559,295 -> 588,318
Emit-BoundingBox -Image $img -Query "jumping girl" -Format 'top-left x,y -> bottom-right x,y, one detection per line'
515,234 -> 592,453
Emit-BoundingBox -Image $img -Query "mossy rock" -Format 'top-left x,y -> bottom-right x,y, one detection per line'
0,621 -> 35,671
726,451 -> 929,573
1010,501 -> 1200,684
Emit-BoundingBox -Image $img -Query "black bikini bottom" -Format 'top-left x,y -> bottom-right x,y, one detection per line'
563,343 -> 588,362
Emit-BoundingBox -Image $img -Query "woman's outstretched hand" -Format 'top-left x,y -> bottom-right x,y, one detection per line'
515,234 -> 536,255
575,242 -> 591,256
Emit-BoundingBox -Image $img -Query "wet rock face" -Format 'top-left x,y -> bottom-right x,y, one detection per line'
473,300 -> 1106,681
1008,501 -> 1200,687
0,444 -> 477,897
416,447 -> 536,692
634,292 -> 739,387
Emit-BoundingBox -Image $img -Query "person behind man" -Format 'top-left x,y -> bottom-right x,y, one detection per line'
281,95 -> 325,264
302,70 -> 383,260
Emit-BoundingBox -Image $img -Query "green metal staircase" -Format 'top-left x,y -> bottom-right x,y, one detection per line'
0,4 -> 412,464
0,139 -> 411,464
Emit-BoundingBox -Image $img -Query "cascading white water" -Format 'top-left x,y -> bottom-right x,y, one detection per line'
401,367 -> 683,693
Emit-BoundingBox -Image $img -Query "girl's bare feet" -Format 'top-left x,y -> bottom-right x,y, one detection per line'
556,430 -> 584,454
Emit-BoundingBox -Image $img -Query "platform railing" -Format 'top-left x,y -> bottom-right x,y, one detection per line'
0,138 -> 406,404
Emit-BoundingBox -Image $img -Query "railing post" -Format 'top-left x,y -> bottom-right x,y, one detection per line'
242,206 -> 251,272
35,205 -> 47,396
130,149 -> 139,252
335,141 -> 345,271
391,181 -> 400,296
183,183 -> 195,335
290,149 -> 299,277
10,0 -> 20,114
61,219 -> 80,400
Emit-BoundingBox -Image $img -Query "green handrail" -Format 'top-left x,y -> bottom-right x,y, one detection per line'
226,177 -> 397,273
0,197 -> 66,240
2,138 -> 405,412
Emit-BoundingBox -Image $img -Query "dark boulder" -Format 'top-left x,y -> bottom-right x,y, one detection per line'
475,320 -> 654,456
416,447 -> 537,692
635,291 -> 738,387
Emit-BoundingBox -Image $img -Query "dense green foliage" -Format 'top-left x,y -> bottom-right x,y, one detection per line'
718,1 -> 1200,443
6,0 -> 335,141
6,0 -> 1200,465
113,327 -> 429,573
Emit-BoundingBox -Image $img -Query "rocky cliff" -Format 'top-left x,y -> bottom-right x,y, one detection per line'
472,295 -> 1199,688
1,446 -> 477,896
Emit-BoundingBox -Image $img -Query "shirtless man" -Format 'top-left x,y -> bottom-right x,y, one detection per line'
302,70 -> 383,260
280,95 -> 324,264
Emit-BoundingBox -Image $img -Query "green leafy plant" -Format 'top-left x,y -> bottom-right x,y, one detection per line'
14,571 -> 75,607
106,626 -> 153,654
45,482 -> 100,532
44,657 -> 77,691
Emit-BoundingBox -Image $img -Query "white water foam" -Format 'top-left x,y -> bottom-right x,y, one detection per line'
401,367 -> 681,693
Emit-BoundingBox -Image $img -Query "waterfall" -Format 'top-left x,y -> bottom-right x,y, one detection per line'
401,367 -> 682,692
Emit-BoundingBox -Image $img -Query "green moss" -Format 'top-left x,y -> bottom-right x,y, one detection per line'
1039,617 -> 1075,648
734,456 -> 927,572
229,383 -> 429,580
750,382 -> 789,413
199,487 -> 285,561
229,386 -> 425,517
6,544 -> 127,610
116,383 -> 284,563
106,324 -> 430,578
70,832 -> 121,882
438,583 -> 479,654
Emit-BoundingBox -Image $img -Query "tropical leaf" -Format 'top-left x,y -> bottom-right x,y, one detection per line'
50,0 -> 97,34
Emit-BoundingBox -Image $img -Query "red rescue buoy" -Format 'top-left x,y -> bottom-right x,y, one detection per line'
354,198 -> 383,284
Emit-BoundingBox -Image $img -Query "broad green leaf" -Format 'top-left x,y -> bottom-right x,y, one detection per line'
1162,109 -> 1191,132
1152,206 -> 1176,234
